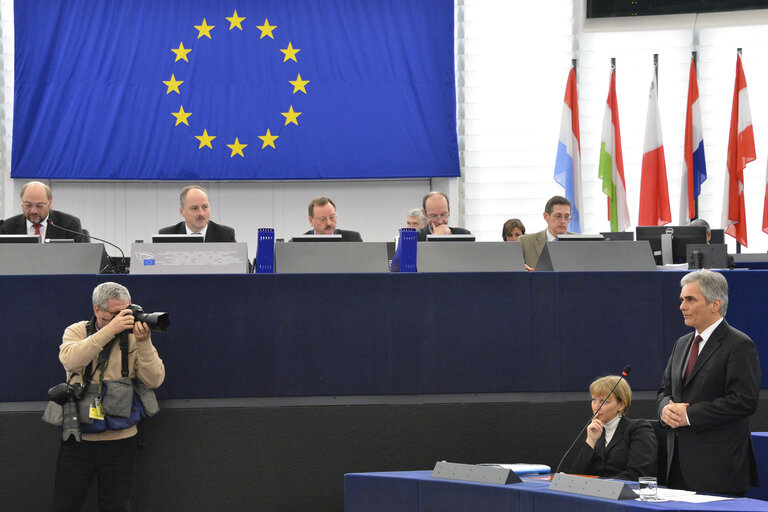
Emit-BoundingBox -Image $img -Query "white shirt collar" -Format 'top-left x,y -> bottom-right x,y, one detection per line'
697,317 -> 724,344
546,229 -> 557,242
185,223 -> 208,239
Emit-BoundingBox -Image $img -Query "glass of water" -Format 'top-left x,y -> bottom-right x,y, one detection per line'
638,476 -> 658,501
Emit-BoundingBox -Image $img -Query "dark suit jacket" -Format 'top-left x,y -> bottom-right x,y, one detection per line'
158,220 -> 236,242
566,416 -> 657,480
656,320 -> 761,494
302,229 -> 362,242
0,210 -> 85,242
416,226 -> 471,242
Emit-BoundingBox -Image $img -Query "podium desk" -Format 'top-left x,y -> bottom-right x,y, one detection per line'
345,471 -> 768,512
748,433 -> 768,501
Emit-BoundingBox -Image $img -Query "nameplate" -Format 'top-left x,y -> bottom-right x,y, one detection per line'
431,461 -> 521,485
130,242 -> 249,274
549,473 -> 637,500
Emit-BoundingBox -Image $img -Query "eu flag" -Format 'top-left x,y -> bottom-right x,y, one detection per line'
12,0 -> 459,180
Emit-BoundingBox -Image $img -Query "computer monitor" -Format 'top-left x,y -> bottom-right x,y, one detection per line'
710,229 -> 725,245
426,234 -> 475,242
635,225 -> 707,264
687,244 -> 729,269
151,234 -> 205,243
600,231 -> 634,241
291,234 -> 342,242
556,234 -> 605,241
0,234 -> 40,244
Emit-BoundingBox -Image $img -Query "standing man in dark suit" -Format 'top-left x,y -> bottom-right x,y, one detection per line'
0,181 -> 86,242
657,269 -> 761,496
159,185 -> 236,242
518,195 -> 573,270
416,191 -> 471,241
304,197 -> 362,241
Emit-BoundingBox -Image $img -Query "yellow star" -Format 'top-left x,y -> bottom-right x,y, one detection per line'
289,73 -> 310,94
172,42 -> 192,62
258,129 -> 279,149
194,19 -> 214,39
195,129 -> 216,149
162,74 -> 183,95
226,10 -> 246,30
171,105 -> 192,126
227,138 -> 247,157
280,42 -> 300,62
256,18 -> 277,39
281,106 -> 302,126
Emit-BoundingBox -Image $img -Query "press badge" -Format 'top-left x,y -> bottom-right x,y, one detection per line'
89,398 -> 105,420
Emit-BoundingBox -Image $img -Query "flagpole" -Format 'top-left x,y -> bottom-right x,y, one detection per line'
737,47 -> 742,254
692,50 -> 699,220
653,53 -> 658,86
572,58 -> 577,80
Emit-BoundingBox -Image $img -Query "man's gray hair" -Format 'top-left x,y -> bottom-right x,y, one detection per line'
407,208 -> 425,223
92,282 -> 131,309
680,269 -> 728,316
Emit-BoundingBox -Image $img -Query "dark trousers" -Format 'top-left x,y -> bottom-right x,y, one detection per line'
668,436 -> 746,497
51,435 -> 138,512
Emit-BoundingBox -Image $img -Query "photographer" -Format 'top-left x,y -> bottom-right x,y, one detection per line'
50,282 -> 165,512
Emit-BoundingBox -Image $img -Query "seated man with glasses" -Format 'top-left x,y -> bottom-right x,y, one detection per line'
518,195 -> 573,270
416,191 -> 472,241
304,196 -> 363,241
0,181 -> 87,242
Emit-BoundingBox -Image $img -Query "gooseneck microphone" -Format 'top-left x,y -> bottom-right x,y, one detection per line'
47,221 -> 128,274
553,365 -> 631,475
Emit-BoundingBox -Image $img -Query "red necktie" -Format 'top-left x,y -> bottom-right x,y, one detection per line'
684,335 -> 702,381
33,223 -> 42,241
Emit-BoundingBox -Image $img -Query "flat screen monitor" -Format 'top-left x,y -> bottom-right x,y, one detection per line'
291,234 -> 342,242
0,234 -> 40,244
600,231 -> 634,241
45,238 -> 75,244
687,244 -> 729,269
556,234 -> 605,241
710,229 -> 725,245
636,225 -> 707,264
426,234 -> 475,242
151,234 -> 204,243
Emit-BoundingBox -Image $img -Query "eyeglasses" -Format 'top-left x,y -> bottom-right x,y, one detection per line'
314,215 -> 337,223
426,213 -> 449,221
100,309 -> 123,320
22,202 -> 49,210
549,213 -> 572,222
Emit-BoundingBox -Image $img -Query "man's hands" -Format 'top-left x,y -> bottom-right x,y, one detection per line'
105,309 -> 150,342
429,220 -> 451,236
661,400 -> 690,428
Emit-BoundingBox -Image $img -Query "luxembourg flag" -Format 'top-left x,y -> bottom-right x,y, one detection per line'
679,56 -> 707,224
554,65 -> 583,233
598,64 -> 630,232
638,73 -> 671,226
722,52 -> 755,247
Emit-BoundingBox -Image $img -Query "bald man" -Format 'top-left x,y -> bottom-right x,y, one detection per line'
0,181 -> 86,242
158,185 -> 236,242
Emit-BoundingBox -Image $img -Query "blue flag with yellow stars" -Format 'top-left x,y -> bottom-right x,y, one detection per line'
12,0 -> 459,180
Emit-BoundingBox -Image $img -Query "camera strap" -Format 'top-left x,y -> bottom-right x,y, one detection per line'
82,317 -> 130,392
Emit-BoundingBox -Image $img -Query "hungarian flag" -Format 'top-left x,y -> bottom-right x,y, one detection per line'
598,65 -> 630,232
638,73 -> 671,226
553,64 -> 583,233
721,53 -> 755,247
679,56 -> 707,224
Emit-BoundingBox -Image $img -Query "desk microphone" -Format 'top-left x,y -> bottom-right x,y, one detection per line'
553,365 -> 631,475
47,221 -> 128,274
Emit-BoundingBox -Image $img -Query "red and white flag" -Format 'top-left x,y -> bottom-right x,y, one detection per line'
638,73 -> 671,226
722,52 -> 755,247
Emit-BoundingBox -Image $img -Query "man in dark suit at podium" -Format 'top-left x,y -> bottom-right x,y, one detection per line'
657,269 -> 761,496
518,195 -> 573,270
416,191 -> 471,241
0,181 -> 86,242
159,185 -> 236,242
304,197 -> 362,241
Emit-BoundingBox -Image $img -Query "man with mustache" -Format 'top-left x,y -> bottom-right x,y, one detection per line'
159,185 -> 236,242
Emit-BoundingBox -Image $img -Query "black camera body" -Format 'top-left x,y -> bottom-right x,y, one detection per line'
127,304 -> 170,332
48,382 -> 85,442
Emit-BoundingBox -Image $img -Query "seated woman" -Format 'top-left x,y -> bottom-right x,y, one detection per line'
502,218 -> 525,241
566,375 -> 657,480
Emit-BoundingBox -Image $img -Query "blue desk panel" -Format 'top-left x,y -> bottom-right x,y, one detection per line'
345,471 -> 768,512
1,271 -> 766,402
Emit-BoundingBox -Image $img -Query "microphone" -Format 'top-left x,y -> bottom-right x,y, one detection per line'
553,365 -> 631,475
47,221 -> 128,274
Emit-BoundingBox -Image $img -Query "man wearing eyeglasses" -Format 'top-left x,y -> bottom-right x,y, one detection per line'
519,195 -> 573,270
304,196 -> 363,241
416,191 -> 472,241
0,181 -> 87,242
